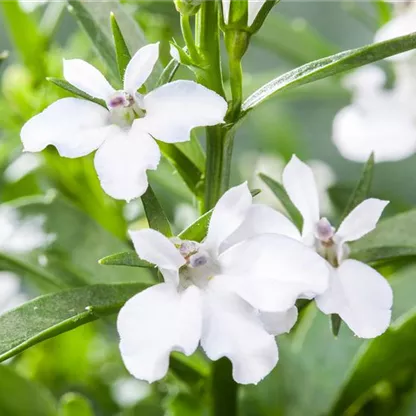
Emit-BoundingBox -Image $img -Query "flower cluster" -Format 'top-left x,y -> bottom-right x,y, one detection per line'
118,157 -> 392,385
333,2 -> 416,162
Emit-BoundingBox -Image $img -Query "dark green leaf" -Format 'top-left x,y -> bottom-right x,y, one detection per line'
0,194 -> 152,289
58,393 -> 93,416
330,314 -> 342,337
242,32 -> 416,113
110,12 -> 131,80
156,58 -> 180,88
341,153 -> 375,221
0,365 -> 56,416
47,77 -> 106,107
158,142 -> 204,197
259,173 -> 303,231
351,210 -> 416,264
99,251 -> 153,268
67,0 -> 118,79
141,186 -> 173,237
0,282 -> 149,363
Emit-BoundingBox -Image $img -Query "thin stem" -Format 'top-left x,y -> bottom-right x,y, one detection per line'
211,358 -> 238,416
180,14 -> 200,63
228,57 -> 243,119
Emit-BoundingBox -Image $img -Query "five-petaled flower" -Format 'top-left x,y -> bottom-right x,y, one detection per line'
20,43 -> 227,201
277,156 -> 393,338
117,183 -> 328,384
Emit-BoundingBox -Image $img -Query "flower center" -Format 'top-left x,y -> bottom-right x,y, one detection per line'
175,239 -> 219,289
107,90 -> 145,128
314,217 -> 339,266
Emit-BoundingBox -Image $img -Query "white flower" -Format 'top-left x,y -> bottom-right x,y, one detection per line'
0,272 -> 28,313
332,65 -> 416,162
239,152 -> 336,216
20,43 -> 227,201
278,155 -> 393,338
222,0 -> 266,26
117,183 -> 328,384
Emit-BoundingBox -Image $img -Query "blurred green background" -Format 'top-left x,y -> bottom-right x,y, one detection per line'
1,1 -> 416,415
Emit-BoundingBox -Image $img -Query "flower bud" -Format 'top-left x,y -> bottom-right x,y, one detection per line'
174,0 -> 202,16
189,252 -> 208,268
315,217 -> 335,243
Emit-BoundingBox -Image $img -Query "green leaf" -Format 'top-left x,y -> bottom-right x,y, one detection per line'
0,282 -> 149,363
330,314 -> 342,337
110,12 -> 131,80
47,77 -> 106,107
178,210 -> 213,242
141,186 -> 173,237
67,0 -> 118,79
351,210 -> 416,264
341,153 -> 375,221
158,142 -> 204,197
99,251 -> 153,268
0,194 -> 152,289
242,32 -> 416,113
0,365 -> 57,416
156,58 -> 180,88
259,173 -> 303,231
58,393 -> 94,416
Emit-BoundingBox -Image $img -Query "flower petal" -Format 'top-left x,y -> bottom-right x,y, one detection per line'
332,101 -> 416,163
124,43 -> 160,95
63,59 -> 115,100
201,287 -> 278,385
94,123 -> 160,201
336,198 -> 389,243
259,306 -> 298,336
218,234 -> 329,312
21,98 -> 112,158
129,229 -> 185,285
282,155 -> 320,243
204,183 -> 252,255
315,260 -> 392,338
248,0 -> 266,25
118,283 -> 202,382
222,203 -> 301,251
139,80 -> 227,143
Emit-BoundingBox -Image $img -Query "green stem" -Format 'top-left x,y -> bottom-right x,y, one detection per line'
228,57 -> 243,119
180,14 -> 200,63
195,3 -> 238,415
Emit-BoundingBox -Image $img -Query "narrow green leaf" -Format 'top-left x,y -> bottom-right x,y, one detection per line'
178,209 -> 213,242
58,393 -> 93,416
330,314 -> 342,337
141,186 -> 173,237
259,173 -> 303,231
0,365 -> 57,416
67,0 -> 118,79
242,32 -> 416,113
331,306 -> 416,414
99,251 -> 153,268
351,210 -> 416,264
110,12 -> 131,80
47,77 -> 106,107
156,58 -> 180,88
158,142 -> 204,197
0,282 -> 149,363
341,153 -> 375,221
375,0 -> 392,25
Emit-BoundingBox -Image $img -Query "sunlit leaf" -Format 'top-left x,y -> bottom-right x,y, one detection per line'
58,393 -> 93,416
242,32 -> 416,113
0,282 -> 149,363
99,251 -> 153,268
110,12 -> 131,80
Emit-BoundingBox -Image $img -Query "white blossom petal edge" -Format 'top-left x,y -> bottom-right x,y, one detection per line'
118,183 -> 329,384
281,155 -> 392,338
21,43 -> 227,201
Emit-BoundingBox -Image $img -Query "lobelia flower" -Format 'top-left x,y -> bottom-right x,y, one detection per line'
20,43 -> 227,201
275,156 -> 393,338
222,0 -> 266,26
117,183 -> 329,384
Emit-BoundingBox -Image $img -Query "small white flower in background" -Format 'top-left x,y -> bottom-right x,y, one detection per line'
0,272 -> 28,314
21,43 -> 227,202
332,65 -> 416,162
222,0 -> 266,26
239,152 -> 336,216
117,183 -> 328,384
278,156 -> 393,339
333,2 -> 416,163
111,378 -> 151,408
